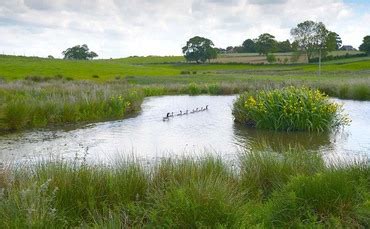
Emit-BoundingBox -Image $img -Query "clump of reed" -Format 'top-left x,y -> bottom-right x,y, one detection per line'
233,87 -> 350,132
0,148 -> 369,228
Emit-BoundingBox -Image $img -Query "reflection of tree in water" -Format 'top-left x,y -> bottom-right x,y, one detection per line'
233,123 -> 333,152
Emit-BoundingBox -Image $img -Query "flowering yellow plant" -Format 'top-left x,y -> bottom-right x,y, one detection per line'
233,87 -> 350,132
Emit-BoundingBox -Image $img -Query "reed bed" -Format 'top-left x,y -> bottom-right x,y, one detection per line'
0,148 -> 369,228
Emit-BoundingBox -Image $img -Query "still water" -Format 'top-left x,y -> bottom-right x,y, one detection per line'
0,95 -> 369,163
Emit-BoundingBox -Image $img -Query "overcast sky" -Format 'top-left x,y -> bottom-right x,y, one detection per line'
0,0 -> 369,58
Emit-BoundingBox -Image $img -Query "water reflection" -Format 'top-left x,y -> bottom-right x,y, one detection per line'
233,123 -> 332,152
0,95 -> 369,163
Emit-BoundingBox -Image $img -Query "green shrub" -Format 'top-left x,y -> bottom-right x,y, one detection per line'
187,82 -> 201,95
207,84 -> 222,95
352,85 -> 370,100
233,87 -> 350,132
266,53 -> 276,64
180,70 -> 190,75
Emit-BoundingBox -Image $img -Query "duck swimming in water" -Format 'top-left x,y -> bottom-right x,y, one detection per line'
177,110 -> 183,116
205,105 -> 208,110
163,112 -> 170,121
184,110 -> 189,115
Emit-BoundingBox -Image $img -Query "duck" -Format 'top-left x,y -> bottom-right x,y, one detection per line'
169,112 -> 174,117
183,110 -> 189,115
195,108 -> 199,112
205,105 -> 208,110
163,112 -> 170,121
177,110 -> 183,116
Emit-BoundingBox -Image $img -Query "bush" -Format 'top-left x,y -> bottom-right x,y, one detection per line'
266,53 -> 276,64
233,87 -> 350,132
180,70 -> 191,75
187,82 -> 201,95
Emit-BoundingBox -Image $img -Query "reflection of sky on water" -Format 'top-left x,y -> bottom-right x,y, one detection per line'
0,96 -> 369,164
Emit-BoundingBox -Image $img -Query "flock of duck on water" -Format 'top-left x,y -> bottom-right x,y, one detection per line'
163,105 -> 209,121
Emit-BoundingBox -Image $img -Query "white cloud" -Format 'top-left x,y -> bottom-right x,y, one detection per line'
0,0 -> 368,58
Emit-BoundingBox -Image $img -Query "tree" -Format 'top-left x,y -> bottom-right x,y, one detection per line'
290,21 -> 329,61
242,39 -> 256,53
182,36 -> 217,63
326,32 -> 342,51
359,35 -> 370,55
62,44 -> 98,60
277,40 -> 293,53
255,33 -> 277,55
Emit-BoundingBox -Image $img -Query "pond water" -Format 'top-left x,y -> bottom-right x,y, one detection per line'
0,95 -> 369,164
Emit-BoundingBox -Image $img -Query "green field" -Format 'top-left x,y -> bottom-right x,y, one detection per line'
0,54 -> 369,82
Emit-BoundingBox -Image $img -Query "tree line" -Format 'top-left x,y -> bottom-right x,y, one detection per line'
183,20 -> 370,64
59,20 -> 370,63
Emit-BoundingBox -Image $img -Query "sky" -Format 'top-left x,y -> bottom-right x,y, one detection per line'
0,0 -> 369,58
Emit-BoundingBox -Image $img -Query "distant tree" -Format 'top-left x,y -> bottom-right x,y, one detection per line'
255,33 -> 277,55
359,35 -> 370,55
226,46 -> 234,53
242,39 -> 256,53
182,36 -> 217,63
62,44 -> 98,60
290,21 -> 329,60
47,55 -> 54,59
215,47 -> 226,54
326,32 -> 342,51
233,46 -> 245,53
277,40 -> 293,53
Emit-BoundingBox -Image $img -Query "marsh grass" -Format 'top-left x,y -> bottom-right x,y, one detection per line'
0,81 -> 144,131
0,149 -> 369,228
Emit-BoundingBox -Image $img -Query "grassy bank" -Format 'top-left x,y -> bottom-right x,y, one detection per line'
0,80 -> 144,131
0,148 -> 369,228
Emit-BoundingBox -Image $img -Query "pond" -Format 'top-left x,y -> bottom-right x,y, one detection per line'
0,95 -> 369,164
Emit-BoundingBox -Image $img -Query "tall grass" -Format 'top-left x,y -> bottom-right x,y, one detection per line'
0,80 -> 144,131
1,149 -> 369,228
233,87 -> 350,132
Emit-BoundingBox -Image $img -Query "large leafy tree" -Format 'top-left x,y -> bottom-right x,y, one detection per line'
326,32 -> 342,51
277,40 -> 293,53
62,44 -> 98,60
290,21 -> 330,60
255,33 -> 277,55
182,36 -> 217,63
242,39 -> 256,53
359,35 -> 370,55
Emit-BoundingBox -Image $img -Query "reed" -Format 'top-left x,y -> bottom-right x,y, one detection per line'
0,149 -> 368,228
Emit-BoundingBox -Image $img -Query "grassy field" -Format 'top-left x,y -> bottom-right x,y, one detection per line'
0,54 -> 369,131
1,147 -> 369,228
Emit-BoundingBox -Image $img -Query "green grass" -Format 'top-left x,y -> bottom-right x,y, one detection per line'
0,81 -> 144,131
0,148 -> 368,228
0,54 -> 369,132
